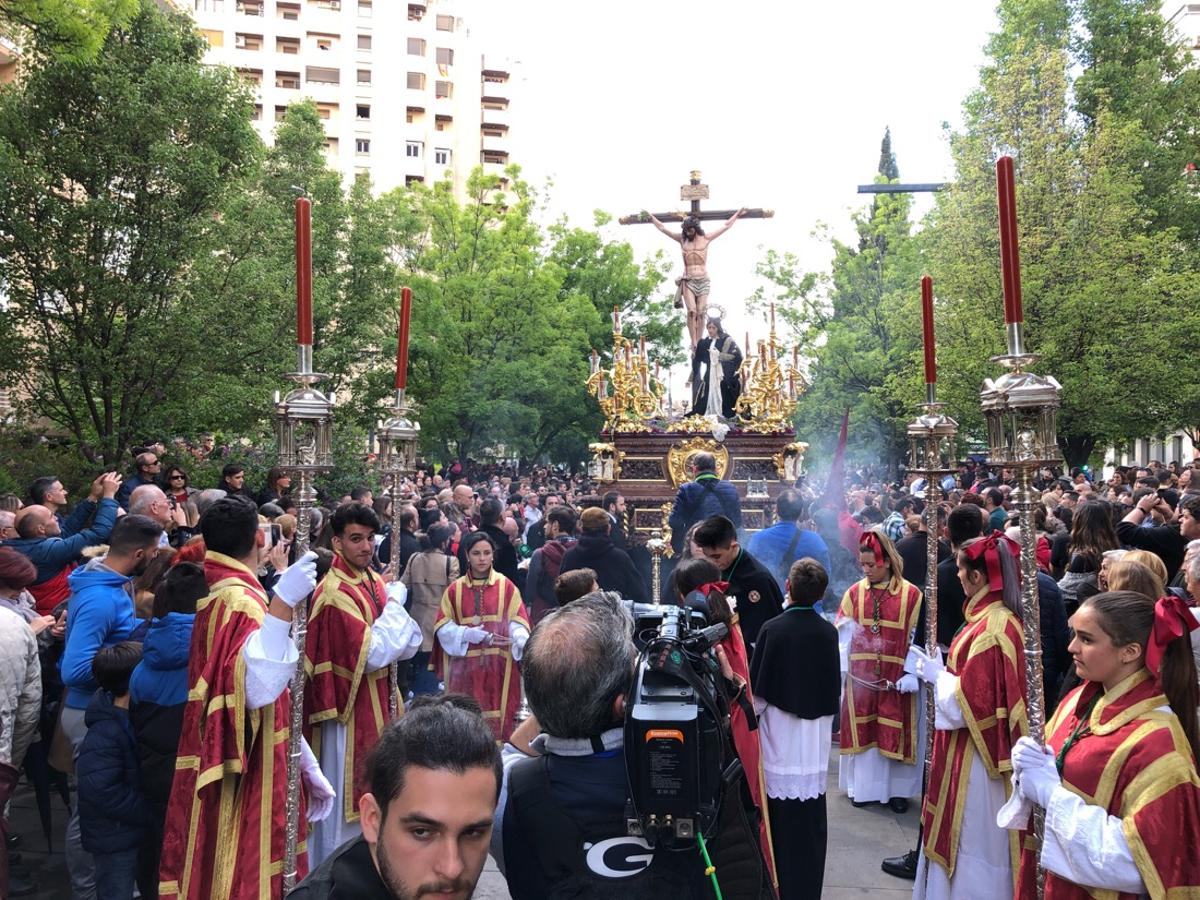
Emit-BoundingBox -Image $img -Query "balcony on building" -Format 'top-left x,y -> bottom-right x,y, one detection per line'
237,67 -> 264,86
434,113 -> 453,132
277,36 -> 300,55
481,128 -> 508,154
277,1 -> 300,21
408,1 -> 426,19
305,0 -> 343,27
236,0 -> 264,15
482,67 -> 509,85
480,104 -> 509,129
276,70 -> 301,90
481,149 -> 509,181
234,32 -> 264,52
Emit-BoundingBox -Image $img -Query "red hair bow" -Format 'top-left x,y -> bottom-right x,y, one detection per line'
860,531 -> 884,567
964,530 -> 1019,593
1146,594 -> 1199,678
694,581 -> 730,597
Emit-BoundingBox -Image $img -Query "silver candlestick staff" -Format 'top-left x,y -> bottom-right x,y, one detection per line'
979,155 -> 1063,899
275,349 -> 334,893
375,388 -> 420,719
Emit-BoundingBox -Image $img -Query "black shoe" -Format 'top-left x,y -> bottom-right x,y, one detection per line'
7,871 -> 38,897
888,797 -> 910,814
850,798 -> 873,808
881,849 -> 919,880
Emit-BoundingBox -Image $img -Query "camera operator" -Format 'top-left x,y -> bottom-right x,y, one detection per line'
494,592 -> 774,899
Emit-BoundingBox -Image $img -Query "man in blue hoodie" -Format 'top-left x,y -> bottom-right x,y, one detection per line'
667,451 -> 741,555
59,513 -> 163,900
7,472 -> 121,615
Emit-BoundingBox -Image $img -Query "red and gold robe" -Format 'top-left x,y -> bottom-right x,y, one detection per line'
920,587 -> 1027,878
1015,669 -> 1200,899
433,570 -> 529,742
837,577 -> 923,763
159,552 -> 303,900
303,552 -> 396,824
723,617 -> 777,887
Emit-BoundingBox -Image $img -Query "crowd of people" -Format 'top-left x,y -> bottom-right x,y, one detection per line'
0,446 -> 1197,899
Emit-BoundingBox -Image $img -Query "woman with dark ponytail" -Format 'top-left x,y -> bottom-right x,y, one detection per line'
1007,591 -> 1200,896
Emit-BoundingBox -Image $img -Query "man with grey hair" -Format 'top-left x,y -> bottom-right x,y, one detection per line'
0,509 -> 15,542
493,593 -> 772,898
193,488 -> 227,520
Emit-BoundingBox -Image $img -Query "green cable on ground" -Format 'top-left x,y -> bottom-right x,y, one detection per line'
696,832 -> 723,899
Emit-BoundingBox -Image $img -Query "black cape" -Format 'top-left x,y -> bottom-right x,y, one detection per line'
724,549 -> 784,647
749,606 -> 841,719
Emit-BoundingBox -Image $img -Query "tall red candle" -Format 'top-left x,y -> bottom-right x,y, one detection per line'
996,156 -> 1023,324
395,286 -> 412,390
295,197 -> 313,345
921,275 -> 936,384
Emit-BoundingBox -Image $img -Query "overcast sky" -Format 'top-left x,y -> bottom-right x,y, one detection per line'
460,0 -> 1000,352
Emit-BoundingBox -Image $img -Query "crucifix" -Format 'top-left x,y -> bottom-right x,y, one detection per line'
620,171 -> 773,349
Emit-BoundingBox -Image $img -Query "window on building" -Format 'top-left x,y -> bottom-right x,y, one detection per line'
325,137 -> 339,152
436,47 -> 454,66
277,36 -> 300,54
194,0 -> 225,11
252,104 -> 262,121
307,66 -> 339,84
356,138 -> 371,154
236,0 -> 263,14
234,32 -> 262,50
482,98 -> 509,110
276,71 -> 301,89
316,102 -> 338,119
277,2 -> 300,19
434,147 -> 450,165
481,149 -> 509,164
435,80 -> 452,99
315,37 -> 333,51
358,0 -> 372,15
275,105 -> 289,121
198,29 -> 224,47
482,125 -> 506,138
406,71 -> 425,90
237,67 -> 263,85
408,3 -> 424,20
356,104 -> 370,120
435,14 -> 454,31
357,34 -> 371,50
406,141 -> 423,158
406,106 -> 423,123
356,68 -> 372,85
407,37 -> 425,56
312,0 -> 342,10
435,114 -> 452,131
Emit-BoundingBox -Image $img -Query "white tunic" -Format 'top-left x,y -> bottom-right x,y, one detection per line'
754,698 -> 833,802
307,603 -> 422,868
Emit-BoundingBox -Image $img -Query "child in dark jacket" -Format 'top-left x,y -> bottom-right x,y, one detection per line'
77,641 -> 152,899
129,562 -> 205,900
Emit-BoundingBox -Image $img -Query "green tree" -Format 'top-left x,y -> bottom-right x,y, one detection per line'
924,10 -> 1200,467
752,132 -> 924,470
351,168 -> 602,466
0,0 -> 260,464
1,0 -> 136,61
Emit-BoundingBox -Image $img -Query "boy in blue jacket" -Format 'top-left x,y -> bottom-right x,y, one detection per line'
77,641 -> 152,899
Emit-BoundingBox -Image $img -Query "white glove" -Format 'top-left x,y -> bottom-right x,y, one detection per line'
462,626 -> 491,645
299,738 -> 336,823
896,673 -> 919,694
913,646 -> 945,682
509,622 -> 530,662
1013,736 -> 1060,807
274,551 -> 319,608
385,579 -> 408,606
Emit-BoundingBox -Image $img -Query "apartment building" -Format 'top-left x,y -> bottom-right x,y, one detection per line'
179,0 -> 512,197
1165,2 -> 1200,48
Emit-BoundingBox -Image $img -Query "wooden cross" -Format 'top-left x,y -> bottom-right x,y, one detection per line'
618,170 -> 774,225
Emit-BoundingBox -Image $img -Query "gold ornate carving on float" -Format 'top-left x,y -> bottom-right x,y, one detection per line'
585,307 -> 665,433
666,437 -> 729,487
772,441 -> 809,481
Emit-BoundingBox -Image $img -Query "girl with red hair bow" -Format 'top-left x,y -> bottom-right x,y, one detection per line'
836,526 -> 925,813
910,530 -> 1028,900
1006,591 -> 1200,898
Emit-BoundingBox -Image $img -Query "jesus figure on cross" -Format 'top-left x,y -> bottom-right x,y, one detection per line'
649,207 -> 745,348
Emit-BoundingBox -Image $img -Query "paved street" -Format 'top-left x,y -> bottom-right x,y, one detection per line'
12,745 -> 918,898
